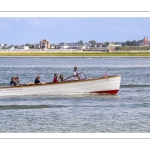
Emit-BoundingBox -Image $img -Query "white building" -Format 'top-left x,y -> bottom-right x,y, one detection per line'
0,43 -> 5,49
78,43 -> 92,50
8,45 -> 14,50
50,44 -> 55,49
59,43 -> 69,49
109,42 -> 121,47
19,45 -> 29,50
59,42 -> 80,49
0,43 -> 4,46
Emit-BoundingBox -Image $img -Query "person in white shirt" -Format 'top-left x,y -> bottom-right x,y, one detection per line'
73,66 -> 79,80
58,74 -> 63,82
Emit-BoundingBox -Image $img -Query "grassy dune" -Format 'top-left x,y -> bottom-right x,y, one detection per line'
0,51 -> 150,56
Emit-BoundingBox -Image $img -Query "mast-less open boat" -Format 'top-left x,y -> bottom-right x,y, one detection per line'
0,72 -> 121,97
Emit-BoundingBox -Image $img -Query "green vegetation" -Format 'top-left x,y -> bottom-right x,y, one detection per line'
105,42 -> 109,46
0,52 -> 150,56
89,40 -> 96,45
125,40 -> 137,46
78,40 -> 83,45
116,46 -> 150,50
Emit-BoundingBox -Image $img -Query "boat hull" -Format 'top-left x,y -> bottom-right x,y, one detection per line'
0,76 -> 121,97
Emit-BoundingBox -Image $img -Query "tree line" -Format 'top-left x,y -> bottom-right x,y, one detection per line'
77,40 -> 139,46
1,39 -> 143,49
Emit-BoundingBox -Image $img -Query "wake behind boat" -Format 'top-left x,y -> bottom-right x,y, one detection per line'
0,72 -> 121,97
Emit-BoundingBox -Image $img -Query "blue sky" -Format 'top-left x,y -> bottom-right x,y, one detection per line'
0,17 -> 150,45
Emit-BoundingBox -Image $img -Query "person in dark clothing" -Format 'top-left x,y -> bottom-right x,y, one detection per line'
10,77 -> 17,86
34,76 -> 41,84
53,74 -> 58,83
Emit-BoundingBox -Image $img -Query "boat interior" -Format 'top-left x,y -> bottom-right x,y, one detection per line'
0,72 -> 86,89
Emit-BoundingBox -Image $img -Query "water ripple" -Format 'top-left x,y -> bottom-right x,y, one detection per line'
0,105 -> 69,110
121,84 -> 150,88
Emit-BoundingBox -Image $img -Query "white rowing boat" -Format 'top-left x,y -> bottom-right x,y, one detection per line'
0,72 -> 121,97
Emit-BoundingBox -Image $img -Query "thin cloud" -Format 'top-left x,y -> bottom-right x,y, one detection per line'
0,17 -> 150,44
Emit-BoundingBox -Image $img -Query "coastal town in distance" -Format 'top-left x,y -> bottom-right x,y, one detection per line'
0,36 -> 150,52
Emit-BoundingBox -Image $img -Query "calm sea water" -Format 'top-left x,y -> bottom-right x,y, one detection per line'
0,57 -> 150,133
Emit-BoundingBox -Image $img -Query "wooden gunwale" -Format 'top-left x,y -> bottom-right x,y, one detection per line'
0,75 -> 120,89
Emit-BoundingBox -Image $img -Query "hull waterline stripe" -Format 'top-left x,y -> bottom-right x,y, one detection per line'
90,89 -> 119,94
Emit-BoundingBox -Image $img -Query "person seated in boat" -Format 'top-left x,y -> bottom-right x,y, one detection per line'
34,76 -> 41,84
10,77 -> 17,86
15,77 -> 20,86
73,66 -> 78,76
33,76 -> 46,85
73,66 -> 79,80
102,72 -> 107,78
53,74 -> 58,83
58,74 -> 63,82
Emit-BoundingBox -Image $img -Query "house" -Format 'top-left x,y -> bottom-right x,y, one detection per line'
67,42 -> 79,49
40,39 -> 50,49
89,43 -> 107,49
8,45 -> 14,50
34,43 -> 40,49
19,45 -> 29,50
0,43 -> 4,49
109,42 -> 121,51
115,42 -> 123,46
78,42 -> 92,50
109,42 -> 121,47
78,44 -> 86,50
0,43 -> 4,46
137,36 -> 149,46
59,42 -> 80,49
55,44 -> 59,49
0,43 -> 4,47
14,45 -> 20,49
121,42 -> 126,46
59,43 -> 69,49
96,43 -> 107,48
50,44 -> 55,49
